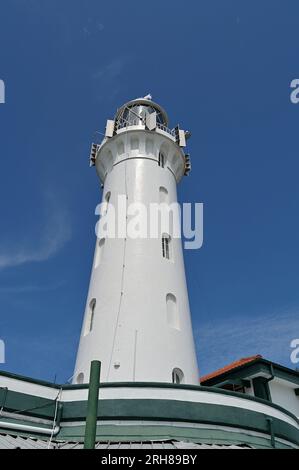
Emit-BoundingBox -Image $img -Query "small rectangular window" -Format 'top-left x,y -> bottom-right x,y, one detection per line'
95,238 -> 105,268
172,368 -> 184,384
162,235 -> 171,260
166,294 -> 179,330
84,299 -> 96,335
158,152 -> 165,168
159,186 -> 168,204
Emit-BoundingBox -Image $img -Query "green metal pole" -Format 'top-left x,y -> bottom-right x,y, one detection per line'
84,360 -> 101,449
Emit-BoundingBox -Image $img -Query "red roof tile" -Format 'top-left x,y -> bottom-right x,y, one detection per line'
200,355 -> 262,384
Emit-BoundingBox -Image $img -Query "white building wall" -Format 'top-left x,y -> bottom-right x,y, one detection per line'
244,379 -> 255,397
269,379 -> 299,418
73,130 -> 199,385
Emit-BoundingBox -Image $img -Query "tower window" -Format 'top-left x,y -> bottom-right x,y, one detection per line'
158,152 -> 165,168
166,293 -> 179,330
159,186 -> 168,204
84,298 -> 96,335
162,234 -> 171,260
103,192 -> 111,215
172,368 -> 184,384
95,238 -> 105,268
77,373 -> 84,384
105,191 -> 111,204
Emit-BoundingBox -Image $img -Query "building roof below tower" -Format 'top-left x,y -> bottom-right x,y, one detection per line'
200,355 -> 263,384
0,434 -> 253,450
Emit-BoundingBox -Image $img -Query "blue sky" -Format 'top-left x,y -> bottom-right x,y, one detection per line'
0,0 -> 298,382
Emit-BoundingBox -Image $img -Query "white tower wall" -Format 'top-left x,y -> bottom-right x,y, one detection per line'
74,102 -> 199,385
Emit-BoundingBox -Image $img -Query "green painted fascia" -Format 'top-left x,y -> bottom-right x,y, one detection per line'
60,384 -> 89,390
271,365 -> 299,386
0,389 -> 56,419
59,398 -> 299,446
3,424 -> 295,449
1,383 -> 298,426
94,382 -> 299,424
57,423 -> 295,449
0,394 -> 298,446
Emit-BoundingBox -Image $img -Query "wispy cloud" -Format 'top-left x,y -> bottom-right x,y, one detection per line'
92,56 -> 132,102
195,309 -> 299,376
0,193 -> 71,269
92,57 -> 129,81
83,18 -> 104,36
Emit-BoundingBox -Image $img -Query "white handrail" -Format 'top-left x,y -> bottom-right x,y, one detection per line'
0,419 -> 60,436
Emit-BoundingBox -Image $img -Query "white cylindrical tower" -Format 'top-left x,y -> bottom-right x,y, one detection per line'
73,96 -> 199,385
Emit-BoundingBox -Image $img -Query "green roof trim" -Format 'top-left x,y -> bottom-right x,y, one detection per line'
201,358 -> 299,387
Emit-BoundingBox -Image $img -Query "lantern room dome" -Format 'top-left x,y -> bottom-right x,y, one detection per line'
115,96 -> 169,127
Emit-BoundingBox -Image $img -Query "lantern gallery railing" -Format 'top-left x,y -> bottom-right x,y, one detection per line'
115,116 -> 176,137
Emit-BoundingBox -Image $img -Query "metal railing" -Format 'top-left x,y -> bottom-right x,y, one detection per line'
115,117 -> 175,137
156,122 -> 176,137
115,117 -> 141,130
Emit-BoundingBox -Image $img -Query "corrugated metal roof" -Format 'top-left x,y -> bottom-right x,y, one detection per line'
0,434 -> 252,449
0,434 -> 52,449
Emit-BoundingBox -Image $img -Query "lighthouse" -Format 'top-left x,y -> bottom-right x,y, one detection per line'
73,96 -> 199,385
1,97 -> 298,450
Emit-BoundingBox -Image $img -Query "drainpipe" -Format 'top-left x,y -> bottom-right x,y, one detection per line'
265,364 -> 275,401
265,364 -> 275,384
84,360 -> 101,449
